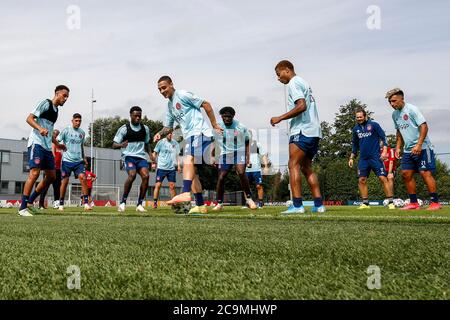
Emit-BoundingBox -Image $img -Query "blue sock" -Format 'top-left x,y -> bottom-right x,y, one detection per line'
20,195 -> 29,210
83,195 -> 89,204
314,197 -> 323,207
293,197 -> 303,208
194,193 -> 204,206
137,198 -> 143,206
183,180 -> 193,193
29,191 -> 41,203
121,195 -> 128,204
429,193 -> 439,203
60,199 -> 64,206
409,194 -> 418,203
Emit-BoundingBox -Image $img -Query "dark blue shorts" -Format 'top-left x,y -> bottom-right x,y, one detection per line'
218,152 -> 246,171
183,134 -> 213,165
28,144 -> 55,170
124,156 -> 149,172
289,134 -> 320,159
401,149 -> 436,173
61,161 -> 86,179
358,158 -> 386,177
156,169 -> 177,183
246,171 -> 263,185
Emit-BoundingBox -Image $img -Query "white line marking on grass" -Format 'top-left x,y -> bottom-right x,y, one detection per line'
280,214 -> 450,221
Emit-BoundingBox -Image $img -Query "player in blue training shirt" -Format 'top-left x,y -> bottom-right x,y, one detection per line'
18,85 -> 69,217
386,88 -> 442,211
57,113 -> 91,212
211,106 -> 257,211
151,132 -> 181,209
348,108 -> 395,209
154,75 -> 223,214
270,60 -> 325,214
246,136 -> 270,209
113,106 -> 152,213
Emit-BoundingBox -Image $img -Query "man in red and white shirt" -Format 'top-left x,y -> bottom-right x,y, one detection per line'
85,168 -> 97,206
382,145 -> 397,198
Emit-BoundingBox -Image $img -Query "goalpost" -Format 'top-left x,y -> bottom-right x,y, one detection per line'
51,184 -> 121,207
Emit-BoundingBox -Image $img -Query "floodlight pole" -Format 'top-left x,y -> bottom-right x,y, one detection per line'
90,89 -> 97,170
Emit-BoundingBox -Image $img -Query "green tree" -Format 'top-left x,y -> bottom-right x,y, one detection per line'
330,99 -> 373,159
86,116 -> 163,150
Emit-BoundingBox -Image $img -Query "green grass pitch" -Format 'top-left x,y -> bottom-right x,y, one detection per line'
0,205 -> 449,299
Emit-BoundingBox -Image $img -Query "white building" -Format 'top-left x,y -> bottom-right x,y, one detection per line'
0,138 -> 182,201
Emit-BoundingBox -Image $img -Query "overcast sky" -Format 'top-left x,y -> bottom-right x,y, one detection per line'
1,0 -> 449,166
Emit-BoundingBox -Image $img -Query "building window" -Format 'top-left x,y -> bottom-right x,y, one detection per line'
0,181 -> 9,194
15,181 -> 24,194
0,150 -> 10,163
23,152 -> 30,172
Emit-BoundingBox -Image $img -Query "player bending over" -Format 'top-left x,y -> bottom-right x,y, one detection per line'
212,106 -> 257,211
154,75 -> 223,214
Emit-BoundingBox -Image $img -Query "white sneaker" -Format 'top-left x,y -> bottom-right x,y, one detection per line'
246,198 -> 257,210
18,209 -> 33,217
118,203 -> 126,212
212,203 -> 224,211
84,204 -> 92,211
136,204 -> 147,212
58,206 -> 64,211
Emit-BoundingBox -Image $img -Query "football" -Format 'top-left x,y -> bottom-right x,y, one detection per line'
393,198 -> 405,208
171,201 -> 192,214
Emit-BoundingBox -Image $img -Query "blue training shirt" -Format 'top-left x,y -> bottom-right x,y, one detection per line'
352,120 -> 387,160
57,126 -> 86,163
164,89 -> 213,139
113,123 -> 151,161
287,75 -> 322,138
214,119 -> 250,156
392,103 -> 432,153
27,99 -> 58,151
154,138 -> 180,171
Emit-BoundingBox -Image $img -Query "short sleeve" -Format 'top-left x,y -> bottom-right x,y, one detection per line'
164,108 -> 175,128
113,126 -> 126,144
258,143 -> 267,156
411,106 -> 426,126
392,113 -> 399,130
145,126 -> 151,144
154,141 -> 161,153
288,78 -> 306,104
57,128 -> 66,143
32,100 -> 50,118
178,91 -> 204,109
